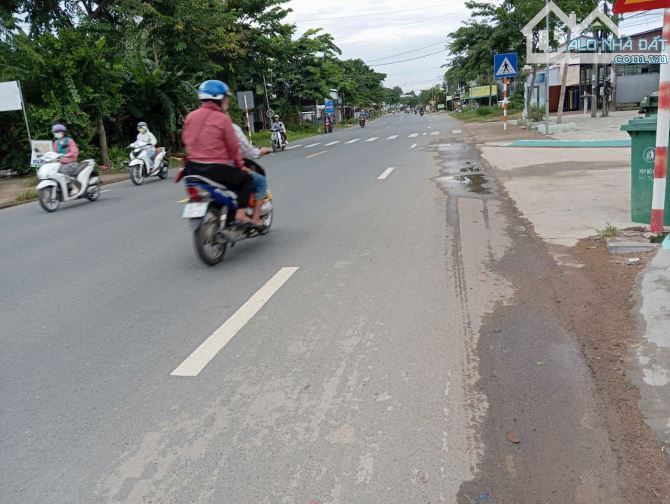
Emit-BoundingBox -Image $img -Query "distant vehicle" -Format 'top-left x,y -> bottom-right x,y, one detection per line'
128,141 -> 169,185
271,130 -> 287,152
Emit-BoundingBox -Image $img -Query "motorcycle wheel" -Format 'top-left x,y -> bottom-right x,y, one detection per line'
194,210 -> 227,266
130,165 -> 144,186
158,161 -> 169,179
281,143 -> 286,151
87,184 -> 101,201
38,186 -> 60,213
272,142 -> 277,153
262,208 -> 273,230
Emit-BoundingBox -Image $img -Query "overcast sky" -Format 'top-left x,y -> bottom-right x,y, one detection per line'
283,2 -> 665,94
283,0 -> 470,93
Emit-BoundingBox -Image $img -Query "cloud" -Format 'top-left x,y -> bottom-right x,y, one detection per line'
283,0 -> 470,92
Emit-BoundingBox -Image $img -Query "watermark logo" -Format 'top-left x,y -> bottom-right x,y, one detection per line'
522,1 -> 666,65
644,146 -> 656,163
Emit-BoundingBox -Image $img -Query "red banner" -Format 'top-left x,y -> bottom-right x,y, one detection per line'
613,0 -> 670,13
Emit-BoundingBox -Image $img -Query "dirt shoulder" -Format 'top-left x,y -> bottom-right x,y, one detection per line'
460,118 -> 670,502
551,237 -> 670,502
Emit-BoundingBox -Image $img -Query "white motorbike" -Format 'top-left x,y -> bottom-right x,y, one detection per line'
36,152 -> 100,213
128,141 -> 168,185
271,130 -> 286,152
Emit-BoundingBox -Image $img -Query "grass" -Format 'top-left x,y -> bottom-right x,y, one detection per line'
599,223 -> 619,238
15,188 -> 38,202
450,106 -> 523,123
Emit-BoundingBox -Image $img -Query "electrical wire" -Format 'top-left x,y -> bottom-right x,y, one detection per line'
370,49 -> 448,66
294,5 -> 448,23
367,40 -> 447,63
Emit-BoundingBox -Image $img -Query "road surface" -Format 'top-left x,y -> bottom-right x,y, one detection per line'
0,113 -> 623,503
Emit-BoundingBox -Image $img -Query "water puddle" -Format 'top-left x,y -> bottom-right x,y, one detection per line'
433,143 -> 496,198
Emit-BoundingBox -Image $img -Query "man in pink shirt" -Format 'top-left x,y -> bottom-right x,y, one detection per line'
182,80 -> 254,225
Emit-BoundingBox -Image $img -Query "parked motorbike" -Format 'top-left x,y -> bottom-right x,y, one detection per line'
36,152 -> 101,213
128,141 -> 169,185
178,166 -> 274,266
271,131 -> 286,152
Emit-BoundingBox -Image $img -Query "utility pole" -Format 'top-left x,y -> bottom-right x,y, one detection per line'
262,72 -> 271,129
544,0 -> 550,135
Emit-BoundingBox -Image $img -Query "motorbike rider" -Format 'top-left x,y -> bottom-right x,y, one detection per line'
324,114 -> 333,133
51,124 -> 81,196
182,79 -> 255,225
232,123 -> 271,226
271,115 -> 287,145
136,121 -> 158,172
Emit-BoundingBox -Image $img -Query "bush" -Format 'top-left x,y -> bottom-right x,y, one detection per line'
476,106 -> 497,116
530,106 -> 545,122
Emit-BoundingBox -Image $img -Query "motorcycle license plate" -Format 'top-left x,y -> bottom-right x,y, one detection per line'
182,202 -> 208,218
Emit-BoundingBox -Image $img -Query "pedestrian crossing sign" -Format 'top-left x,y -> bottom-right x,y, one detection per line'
494,53 -> 518,79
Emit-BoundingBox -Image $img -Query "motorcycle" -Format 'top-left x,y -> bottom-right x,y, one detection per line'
419,109 -> 424,116
359,117 -> 366,128
36,152 -> 101,213
325,121 -> 333,134
178,165 -> 274,266
271,131 -> 286,152
128,141 -> 169,185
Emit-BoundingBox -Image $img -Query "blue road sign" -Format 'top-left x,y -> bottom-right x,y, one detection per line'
494,52 -> 518,79
325,99 -> 334,115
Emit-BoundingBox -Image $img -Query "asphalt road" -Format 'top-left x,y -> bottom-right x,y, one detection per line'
0,113 -> 622,503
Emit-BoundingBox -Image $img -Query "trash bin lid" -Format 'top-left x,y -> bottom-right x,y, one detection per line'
621,116 -> 658,132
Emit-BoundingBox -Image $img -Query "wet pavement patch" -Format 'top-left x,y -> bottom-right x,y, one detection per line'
433,144 -> 494,197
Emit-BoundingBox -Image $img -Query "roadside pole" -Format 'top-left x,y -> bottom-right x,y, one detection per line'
243,95 -> 252,144
503,78 -> 508,130
544,0 -> 550,135
651,9 -> 670,234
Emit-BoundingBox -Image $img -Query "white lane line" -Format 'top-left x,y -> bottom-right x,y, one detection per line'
304,143 -> 321,148
452,129 -> 462,134
101,189 -> 111,193
430,131 -> 440,136
285,144 -> 303,150
386,135 -> 398,140
305,150 -> 327,159
422,132 -> 427,136
345,138 -> 360,144
408,133 -> 418,138
377,167 -> 395,180
171,267 -> 299,377
366,137 -> 379,142
410,143 -> 418,149
428,125 -> 432,129
325,141 -> 340,146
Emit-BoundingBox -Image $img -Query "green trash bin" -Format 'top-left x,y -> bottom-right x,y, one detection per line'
621,115 -> 670,226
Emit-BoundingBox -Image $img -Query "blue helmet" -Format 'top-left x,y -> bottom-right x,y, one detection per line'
197,80 -> 231,100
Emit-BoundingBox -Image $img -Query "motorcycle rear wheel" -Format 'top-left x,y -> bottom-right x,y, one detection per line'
38,187 -> 60,212
158,161 -> 169,179
87,184 -> 101,201
194,210 -> 227,266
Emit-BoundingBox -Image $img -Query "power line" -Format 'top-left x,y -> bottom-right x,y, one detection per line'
294,6 -> 446,23
370,49 -> 448,67
368,40 -> 447,63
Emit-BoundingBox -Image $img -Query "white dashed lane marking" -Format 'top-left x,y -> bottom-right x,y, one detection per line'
345,138 -> 360,144
171,267 -> 300,377
430,131 -> 439,136
325,141 -> 340,146
408,133 -> 418,138
304,143 -> 321,148
386,135 -> 398,140
452,129 -> 462,134
366,137 -> 379,142
410,143 -> 417,149
377,167 -> 395,180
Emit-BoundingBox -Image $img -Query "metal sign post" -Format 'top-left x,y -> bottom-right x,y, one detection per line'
243,95 -> 252,143
493,53 -> 518,130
